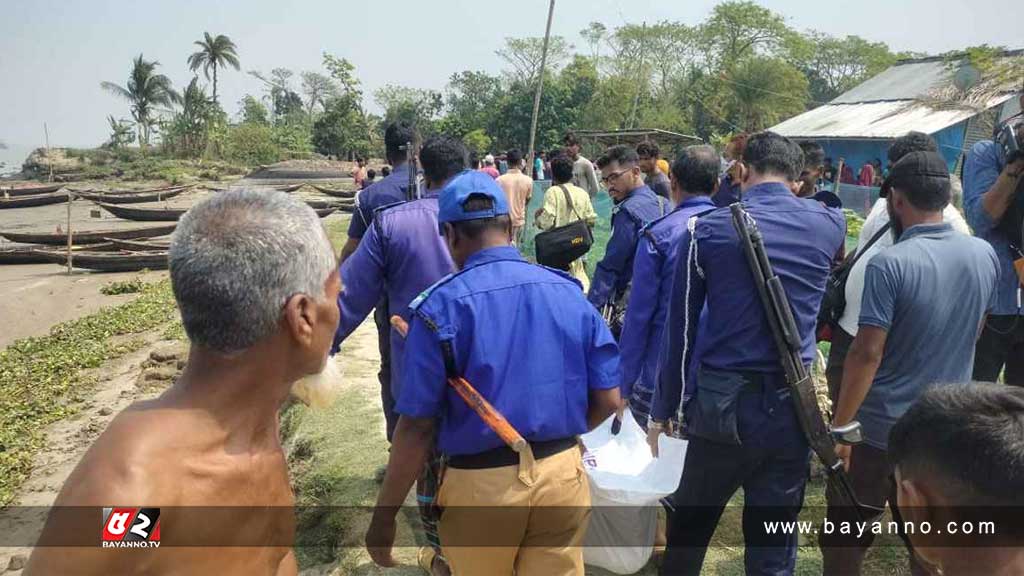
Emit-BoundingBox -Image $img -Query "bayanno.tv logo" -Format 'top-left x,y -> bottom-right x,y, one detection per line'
101,507 -> 161,548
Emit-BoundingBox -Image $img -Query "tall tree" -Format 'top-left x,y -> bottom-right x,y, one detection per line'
798,33 -> 898,103
725,56 -> 808,131
496,36 -> 572,82
444,71 -> 503,136
300,71 -> 339,115
101,54 -> 180,149
186,32 -> 240,104
699,1 -> 793,69
579,22 -> 607,62
374,85 -> 444,133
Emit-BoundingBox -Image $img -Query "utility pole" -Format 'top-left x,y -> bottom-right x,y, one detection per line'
628,21 -> 646,130
526,0 -> 556,179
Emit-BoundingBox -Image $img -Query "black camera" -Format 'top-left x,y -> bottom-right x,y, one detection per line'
996,116 -> 1024,164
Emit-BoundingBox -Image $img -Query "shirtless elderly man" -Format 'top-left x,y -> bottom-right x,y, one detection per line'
26,189 -> 341,575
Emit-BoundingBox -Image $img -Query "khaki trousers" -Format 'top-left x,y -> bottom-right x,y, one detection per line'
437,445 -> 590,575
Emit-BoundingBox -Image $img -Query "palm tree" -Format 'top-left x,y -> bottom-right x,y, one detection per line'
101,55 -> 180,150
187,32 -> 240,105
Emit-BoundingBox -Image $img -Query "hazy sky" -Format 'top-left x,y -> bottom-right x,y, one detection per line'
1,0 -> 1019,148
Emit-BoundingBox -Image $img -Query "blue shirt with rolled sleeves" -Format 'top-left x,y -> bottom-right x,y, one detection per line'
396,246 -> 621,456
963,140 -> 1022,316
619,196 -> 716,403
588,184 -> 665,307
347,163 -> 413,239
332,189 -> 454,396
652,182 -> 845,422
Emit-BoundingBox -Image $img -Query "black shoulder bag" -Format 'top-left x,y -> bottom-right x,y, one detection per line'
535,185 -> 594,271
817,221 -> 892,329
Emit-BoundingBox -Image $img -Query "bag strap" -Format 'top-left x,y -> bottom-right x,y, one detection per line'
844,221 -> 892,272
559,184 -> 584,223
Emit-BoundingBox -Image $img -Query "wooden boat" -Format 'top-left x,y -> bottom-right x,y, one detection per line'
304,199 -> 354,210
75,186 -> 188,204
0,247 -> 55,264
104,237 -> 171,251
314,208 -> 338,218
0,224 -> 176,245
97,202 -> 186,222
0,242 -> 117,264
0,183 -> 65,197
274,183 -> 304,193
102,184 -> 189,196
36,250 -> 168,272
311,185 -> 356,199
0,191 -> 69,209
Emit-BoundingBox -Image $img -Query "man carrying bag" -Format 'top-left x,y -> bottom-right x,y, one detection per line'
535,154 -> 598,290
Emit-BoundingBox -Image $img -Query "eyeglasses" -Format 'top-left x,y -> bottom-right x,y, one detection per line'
600,169 -> 632,185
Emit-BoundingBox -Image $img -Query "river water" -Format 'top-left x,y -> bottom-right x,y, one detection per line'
0,143 -> 35,177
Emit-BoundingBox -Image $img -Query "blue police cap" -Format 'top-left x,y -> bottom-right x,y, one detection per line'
437,170 -> 510,234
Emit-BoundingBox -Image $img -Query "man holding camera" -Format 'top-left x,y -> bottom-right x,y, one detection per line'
964,101 -> 1024,386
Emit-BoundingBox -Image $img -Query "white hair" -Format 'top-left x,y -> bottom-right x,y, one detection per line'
169,189 -> 336,353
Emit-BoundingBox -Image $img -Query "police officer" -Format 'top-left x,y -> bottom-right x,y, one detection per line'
589,145 -> 666,335
333,134 -> 466,576
651,132 -> 845,575
364,171 -> 622,575
337,120 -> 419,444
619,145 -> 718,427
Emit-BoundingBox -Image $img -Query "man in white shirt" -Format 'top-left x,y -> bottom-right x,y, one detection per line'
827,132 -> 970,401
564,131 -> 600,198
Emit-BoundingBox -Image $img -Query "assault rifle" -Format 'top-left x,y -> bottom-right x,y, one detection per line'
402,140 -> 418,202
729,203 -> 884,522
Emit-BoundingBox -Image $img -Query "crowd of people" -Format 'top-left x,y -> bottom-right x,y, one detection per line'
24,94 -> 1024,576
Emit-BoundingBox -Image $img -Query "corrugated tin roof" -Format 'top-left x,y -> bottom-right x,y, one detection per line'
831,61 -> 951,103
771,96 -> 1014,139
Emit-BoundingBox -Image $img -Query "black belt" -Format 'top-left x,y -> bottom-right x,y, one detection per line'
447,437 -> 578,470
736,371 -> 790,391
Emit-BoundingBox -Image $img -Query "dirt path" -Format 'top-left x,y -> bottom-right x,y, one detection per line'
0,329 -> 184,573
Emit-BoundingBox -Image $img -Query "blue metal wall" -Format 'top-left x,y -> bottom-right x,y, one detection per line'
811,120 -> 968,175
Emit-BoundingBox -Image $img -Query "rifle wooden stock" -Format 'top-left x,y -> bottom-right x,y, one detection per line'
390,315 -> 528,453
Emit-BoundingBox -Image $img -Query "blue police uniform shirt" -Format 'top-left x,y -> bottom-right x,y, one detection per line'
713,174 -> 742,208
396,246 -> 621,456
619,196 -> 715,402
653,182 -> 845,422
333,188 -> 454,396
588,184 -> 665,307
347,163 -> 412,239
963,140 -> 1022,316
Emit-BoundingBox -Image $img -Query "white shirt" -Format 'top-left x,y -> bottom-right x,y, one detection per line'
837,198 -> 972,336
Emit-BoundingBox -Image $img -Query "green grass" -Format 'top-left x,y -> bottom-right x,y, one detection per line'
0,280 -> 181,506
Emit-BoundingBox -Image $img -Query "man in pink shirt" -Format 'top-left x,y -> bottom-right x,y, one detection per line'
479,154 -> 500,179
495,149 -> 533,245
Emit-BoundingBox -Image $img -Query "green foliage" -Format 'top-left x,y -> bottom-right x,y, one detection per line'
0,281 -> 179,506
161,77 -> 226,158
223,122 -> 281,165
461,129 -> 492,155
101,278 -> 146,295
798,33 -> 899,103
101,54 -> 181,149
312,96 -> 371,159
844,209 -> 865,238
726,56 -> 809,131
374,85 -> 444,134
239,95 -> 270,125
495,36 -> 573,81
186,32 -> 240,104
104,115 -> 136,150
